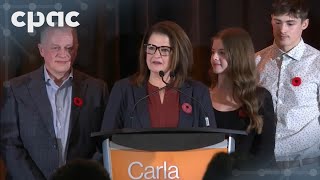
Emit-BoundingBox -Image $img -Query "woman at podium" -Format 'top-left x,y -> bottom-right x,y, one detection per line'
207,28 -> 276,172
101,20 -> 216,130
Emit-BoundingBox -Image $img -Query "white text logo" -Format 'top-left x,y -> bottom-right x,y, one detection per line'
11,11 -> 80,33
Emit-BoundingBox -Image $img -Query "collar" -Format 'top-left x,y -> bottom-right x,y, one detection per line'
43,66 -> 74,84
272,39 -> 306,61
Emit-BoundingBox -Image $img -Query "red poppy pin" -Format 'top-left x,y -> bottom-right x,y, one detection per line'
238,108 -> 248,118
291,77 -> 301,87
182,103 -> 192,114
73,97 -> 83,107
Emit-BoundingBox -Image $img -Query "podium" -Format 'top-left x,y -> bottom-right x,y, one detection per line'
91,128 -> 246,180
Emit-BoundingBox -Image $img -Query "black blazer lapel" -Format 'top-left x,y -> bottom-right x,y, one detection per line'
133,85 -> 150,128
69,70 -> 88,134
178,83 -> 194,128
28,67 -> 56,137
65,70 -> 87,159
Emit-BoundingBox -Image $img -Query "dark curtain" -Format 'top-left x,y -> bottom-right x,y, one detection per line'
1,0 -> 320,92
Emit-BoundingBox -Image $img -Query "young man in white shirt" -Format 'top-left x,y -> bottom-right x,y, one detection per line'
256,0 -> 320,179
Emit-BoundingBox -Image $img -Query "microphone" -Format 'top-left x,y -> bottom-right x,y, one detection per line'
159,70 -> 175,82
159,71 -> 210,127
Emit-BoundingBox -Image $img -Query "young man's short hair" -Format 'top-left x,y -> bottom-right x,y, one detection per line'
271,0 -> 309,20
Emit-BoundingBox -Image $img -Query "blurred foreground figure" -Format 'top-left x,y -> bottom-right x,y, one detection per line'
50,159 -> 110,180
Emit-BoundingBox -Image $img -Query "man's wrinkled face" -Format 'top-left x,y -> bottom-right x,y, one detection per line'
38,28 -> 78,78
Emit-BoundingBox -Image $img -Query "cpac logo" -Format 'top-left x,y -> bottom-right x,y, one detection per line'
11,11 -> 80,33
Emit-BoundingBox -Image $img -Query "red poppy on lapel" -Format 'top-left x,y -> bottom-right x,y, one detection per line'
182,103 -> 192,114
73,97 -> 83,107
291,77 -> 301,87
238,108 -> 248,118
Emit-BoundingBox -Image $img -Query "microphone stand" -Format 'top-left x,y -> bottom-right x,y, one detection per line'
158,71 -> 210,127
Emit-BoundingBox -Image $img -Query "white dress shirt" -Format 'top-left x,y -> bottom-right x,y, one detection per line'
44,67 -> 73,166
256,39 -> 320,161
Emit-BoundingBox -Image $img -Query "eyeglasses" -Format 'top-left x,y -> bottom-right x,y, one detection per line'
144,44 -> 172,56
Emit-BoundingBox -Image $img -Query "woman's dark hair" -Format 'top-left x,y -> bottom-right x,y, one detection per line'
132,20 -> 193,88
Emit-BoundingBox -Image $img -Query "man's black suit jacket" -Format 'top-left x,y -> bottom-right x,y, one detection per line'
0,66 -> 109,180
